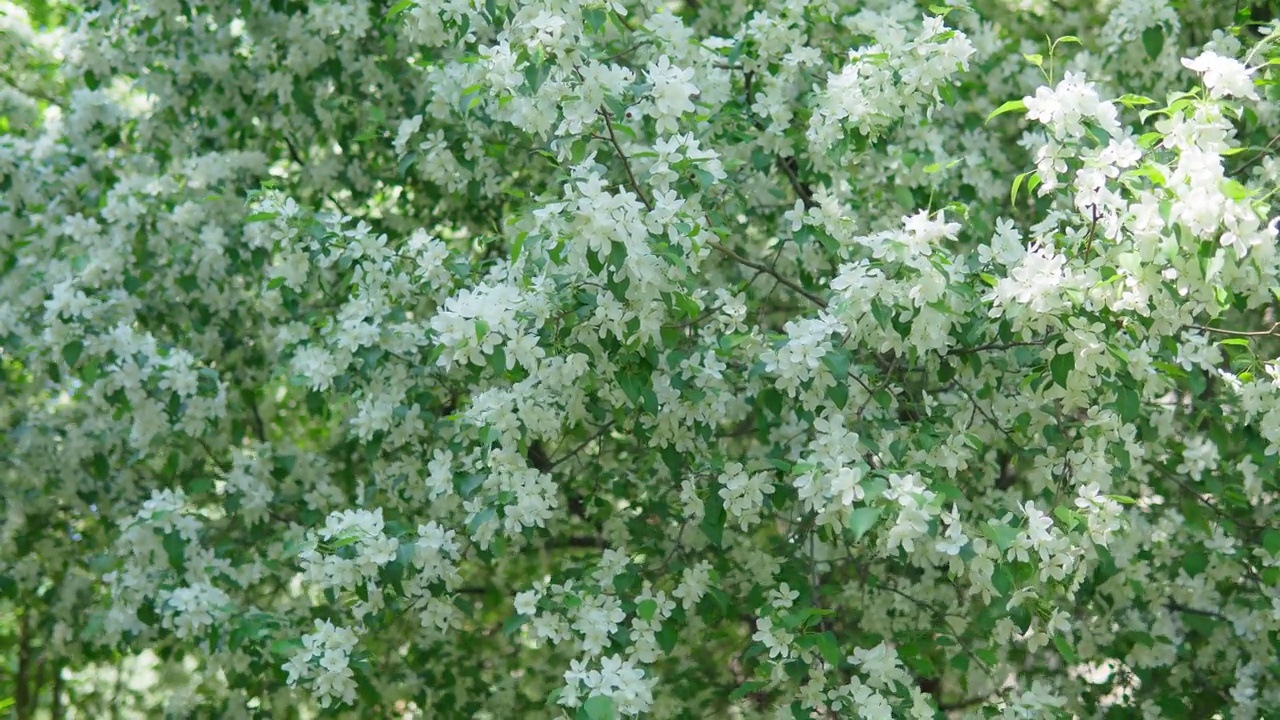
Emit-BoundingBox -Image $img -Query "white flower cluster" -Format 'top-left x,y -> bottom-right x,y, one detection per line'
158,582 -> 232,639
822,643 -> 934,719
429,282 -> 540,371
808,13 -> 974,158
1024,71 -> 1121,140
283,620 -> 361,709
761,313 -> 848,396
718,462 -> 775,530
561,654 -> 655,716
1182,50 -> 1258,100
882,472 -> 939,554
643,55 -> 699,134
103,489 -> 209,640
299,508 -> 399,620
791,415 -> 872,526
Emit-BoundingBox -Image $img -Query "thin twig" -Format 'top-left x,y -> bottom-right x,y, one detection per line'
775,155 -> 814,207
939,690 -> 1002,712
549,422 -> 615,469
249,400 -> 267,442
1186,322 -> 1280,338
1167,601 -> 1228,622
282,134 -> 352,217
0,71 -> 61,106
195,438 -> 230,473
706,240 -> 827,309
598,109 -> 652,211
949,339 -> 1047,355
1230,131 -> 1280,177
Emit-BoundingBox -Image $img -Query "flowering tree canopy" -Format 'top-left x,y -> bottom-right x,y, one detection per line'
4,0 -> 1280,717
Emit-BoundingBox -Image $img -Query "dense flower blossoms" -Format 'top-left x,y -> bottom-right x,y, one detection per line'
2,0 -> 1280,718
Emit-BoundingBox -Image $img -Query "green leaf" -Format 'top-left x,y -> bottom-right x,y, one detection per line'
244,212 -> 278,223
524,59 -> 551,94
61,340 -> 84,366
847,506 -> 882,541
894,184 -> 914,209
458,473 -> 485,499
1053,633 -> 1079,663
656,622 -> 678,653
1116,93 -> 1156,107
821,349 -> 850,378
162,531 -> 187,574
468,506 -> 497,536
583,694 -> 615,720
583,7 -> 607,33
1010,170 -> 1033,206
510,232 -> 526,265
613,571 -> 638,595
1182,548 -> 1208,576
270,638 -> 304,657
616,368 -> 644,406
1050,352 -> 1074,388
1141,26 -> 1164,59
1115,386 -> 1140,423
637,599 -> 658,620
730,680 -> 767,701
986,99 -> 1027,123
399,152 -> 418,176
502,614 -> 526,636
701,491 -> 726,547
673,292 -> 700,319
984,522 -> 1019,552
933,481 -> 963,502
815,631 -> 843,666
0,575 -> 17,599
329,534 -> 360,549
1262,529 -> 1280,555
825,381 -> 848,409
1053,506 -> 1081,531
386,0 -> 414,18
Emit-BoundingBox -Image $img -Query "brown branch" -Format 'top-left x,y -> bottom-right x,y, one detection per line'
939,691 -> 998,712
49,661 -> 64,720
775,155 -> 814,208
706,240 -> 827,309
598,108 -> 652,211
549,422 -> 615,469
949,339 -> 1047,355
249,398 -> 267,442
740,67 -> 815,208
1230,131 -> 1280,177
1186,322 -> 1280,338
1167,601 -> 1228,621
195,438 -> 230,473
16,613 -> 32,720
0,71 -> 61,106
281,134 -> 352,217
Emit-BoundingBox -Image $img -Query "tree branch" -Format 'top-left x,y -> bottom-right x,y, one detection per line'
1167,601 -> 1228,621
949,339 -> 1047,355
706,240 -> 827,309
1186,322 -> 1280,338
598,108 -> 652,211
